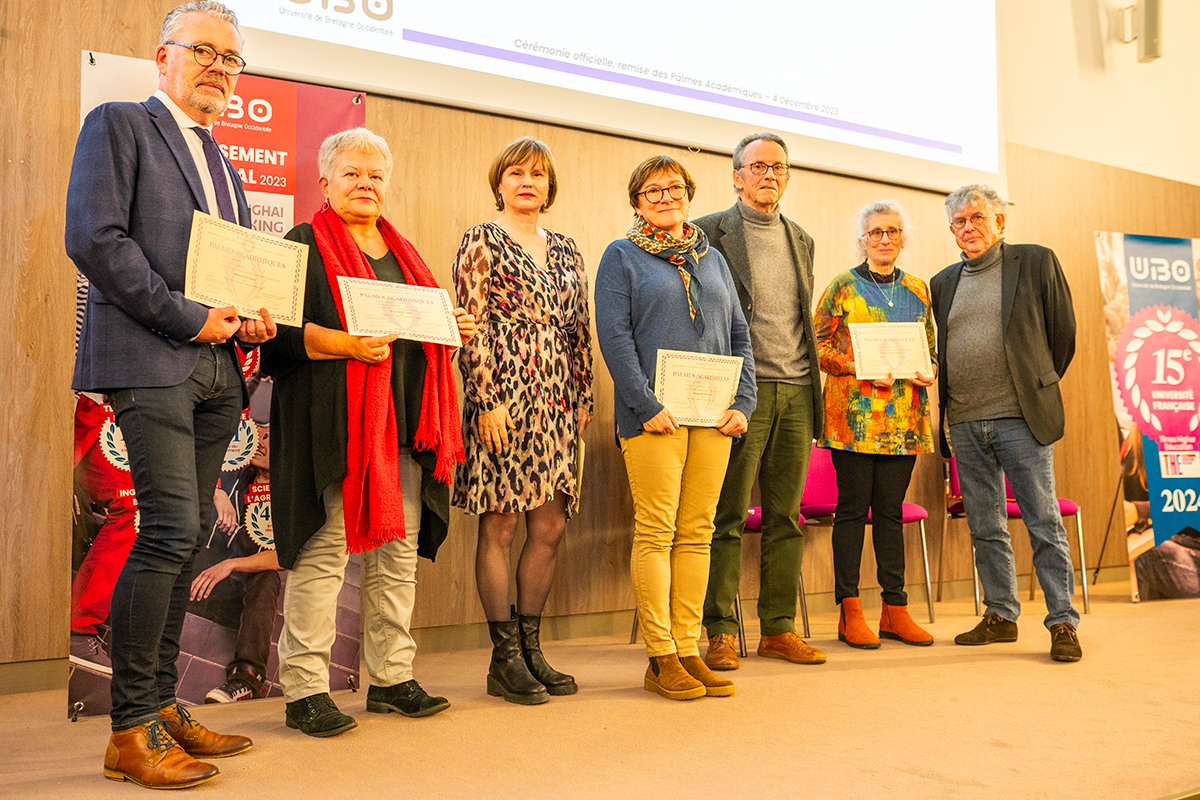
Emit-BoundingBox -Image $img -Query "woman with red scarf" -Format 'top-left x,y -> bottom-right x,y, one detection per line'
262,128 -> 475,737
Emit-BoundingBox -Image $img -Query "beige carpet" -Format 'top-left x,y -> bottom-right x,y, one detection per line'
1,581 -> 1198,799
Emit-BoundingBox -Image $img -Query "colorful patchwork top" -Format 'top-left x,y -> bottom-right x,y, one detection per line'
814,264 -> 936,455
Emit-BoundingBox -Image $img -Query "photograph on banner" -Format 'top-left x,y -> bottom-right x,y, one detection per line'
69,53 -> 367,717
1096,231 -> 1200,602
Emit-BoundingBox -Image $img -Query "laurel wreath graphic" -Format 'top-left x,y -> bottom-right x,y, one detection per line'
1120,307 -> 1200,434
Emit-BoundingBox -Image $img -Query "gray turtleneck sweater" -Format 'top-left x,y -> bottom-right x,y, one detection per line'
946,240 -> 1022,425
738,201 -> 810,383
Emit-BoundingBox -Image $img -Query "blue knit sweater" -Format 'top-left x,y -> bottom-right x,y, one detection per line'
594,238 -> 756,439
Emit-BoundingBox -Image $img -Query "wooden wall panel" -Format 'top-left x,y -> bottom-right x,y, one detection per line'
8,0 -> 1200,665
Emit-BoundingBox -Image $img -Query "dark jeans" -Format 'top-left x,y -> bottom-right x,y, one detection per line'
830,448 -> 916,606
230,569 -> 281,678
107,345 -> 242,730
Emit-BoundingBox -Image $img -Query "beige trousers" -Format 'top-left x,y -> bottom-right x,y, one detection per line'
278,454 -> 422,702
620,427 -> 732,658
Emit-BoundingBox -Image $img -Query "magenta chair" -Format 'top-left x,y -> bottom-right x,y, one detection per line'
936,457 -> 1090,617
801,444 -> 935,623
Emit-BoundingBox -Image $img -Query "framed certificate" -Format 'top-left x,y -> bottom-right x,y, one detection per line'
654,349 -> 744,427
848,322 -> 933,380
336,276 -> 459,347
184,211 -> 308,327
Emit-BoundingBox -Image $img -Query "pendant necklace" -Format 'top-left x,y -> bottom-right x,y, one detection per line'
867,266 -> 897,308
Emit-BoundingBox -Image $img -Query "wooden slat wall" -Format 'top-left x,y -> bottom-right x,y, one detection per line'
6,0 -> 1200,663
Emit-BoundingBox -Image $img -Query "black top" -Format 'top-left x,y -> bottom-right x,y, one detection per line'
260,223 -> 450,568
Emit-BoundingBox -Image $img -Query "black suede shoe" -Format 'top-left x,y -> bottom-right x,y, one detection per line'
954,612 -> 1018,645
366,680 -> 450,718
285,693 -> 357,737
1049,623 -> 1082,662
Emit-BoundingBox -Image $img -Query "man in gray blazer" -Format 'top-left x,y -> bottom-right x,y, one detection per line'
930,184 -> 1082,662
66,1 -> 274,788
696,133 -> 826,670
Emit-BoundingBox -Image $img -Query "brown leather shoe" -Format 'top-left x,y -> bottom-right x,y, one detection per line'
103,720 -> 219,789
704,633 -> 739,671
757,631 -> 827,664
679,655 -> 735,697
159,703 -> 253,758
644,654 -> 706,700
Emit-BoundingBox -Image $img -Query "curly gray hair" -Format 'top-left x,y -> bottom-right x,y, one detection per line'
944,184 -> 1006,235
854,199 -> 912,258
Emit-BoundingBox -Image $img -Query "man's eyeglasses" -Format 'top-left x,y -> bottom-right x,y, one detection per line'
638,184 -> 688,203
740,162 -> 790,177
165,42 -> 247,75
864,228 -> 903,242
950,213 -> 989,231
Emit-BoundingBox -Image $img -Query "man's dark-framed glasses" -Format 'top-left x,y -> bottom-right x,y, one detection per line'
165,41 -> 247,75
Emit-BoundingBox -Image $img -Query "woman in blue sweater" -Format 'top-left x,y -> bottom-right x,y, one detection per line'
595,155 -> 756,701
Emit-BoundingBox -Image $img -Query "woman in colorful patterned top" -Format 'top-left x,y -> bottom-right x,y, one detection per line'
595,155 -> 755,701
814,199 -> 936,650
453,137 -> 593,706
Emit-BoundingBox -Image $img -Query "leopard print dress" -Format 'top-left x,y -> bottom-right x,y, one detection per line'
452,223 -> 594,518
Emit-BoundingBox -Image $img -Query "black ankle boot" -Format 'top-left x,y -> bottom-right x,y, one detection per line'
486,619 -> 549,705
518,614 -> 578,695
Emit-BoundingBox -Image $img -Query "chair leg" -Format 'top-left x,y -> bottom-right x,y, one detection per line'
971,544 -> 982,616
797,570 -> 811,639
936,512 -> 949,602
1075,511 -> 1091,614
919,519 -> 935,624
733,591 -> 747,658
1030,564 -> 1037,601
629,607 -> 639,644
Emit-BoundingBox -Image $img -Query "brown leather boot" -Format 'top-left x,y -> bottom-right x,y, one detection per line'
679,655 -> 735,697
704,633 -> 739,671
159,703 -> 253,757
644,654 -> 706,700
879,602 -> 934,646
103,720 -> 219,788
838,597 -> 881,649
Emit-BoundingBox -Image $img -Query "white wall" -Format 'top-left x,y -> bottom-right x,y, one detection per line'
999,0 -> 1199,187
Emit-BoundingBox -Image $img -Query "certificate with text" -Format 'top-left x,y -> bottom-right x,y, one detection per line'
184,211 -> 307,327
337,276 -> 459,347
849,322 -> 933,380
654,349 -> 744,427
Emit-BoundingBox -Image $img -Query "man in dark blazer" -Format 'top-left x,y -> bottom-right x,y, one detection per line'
696,133 -> 826,670
930,183 -> 1082,663
65,2 -> 274,788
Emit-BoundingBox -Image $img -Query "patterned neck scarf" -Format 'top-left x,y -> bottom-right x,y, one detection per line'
626,215 -> 709,335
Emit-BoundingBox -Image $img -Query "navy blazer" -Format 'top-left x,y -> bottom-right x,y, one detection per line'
930,242 -> 1076,457
67,96 -> 252,393
694,203 -> 824,436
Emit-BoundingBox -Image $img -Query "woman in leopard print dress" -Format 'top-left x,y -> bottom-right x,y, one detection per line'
453,137 -> 593,705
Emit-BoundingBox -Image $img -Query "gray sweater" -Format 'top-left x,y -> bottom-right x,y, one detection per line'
738,202 -> 810,383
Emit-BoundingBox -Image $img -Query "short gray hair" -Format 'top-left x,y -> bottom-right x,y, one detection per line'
854,200 -> 912,257
160,1 -> 241,46
318,127 -> 394,183
732,132 -> 789,170
945,184 -> 1006,234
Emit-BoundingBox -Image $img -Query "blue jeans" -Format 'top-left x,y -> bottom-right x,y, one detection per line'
107,345 -> 243,730
949,419 -> 1080,630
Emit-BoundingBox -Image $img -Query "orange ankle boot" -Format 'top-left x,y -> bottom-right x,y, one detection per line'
879,602 -> 934,646
838,597 -> 880,649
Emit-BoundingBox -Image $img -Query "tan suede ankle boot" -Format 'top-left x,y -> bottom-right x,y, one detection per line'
644,654 -> 706,700
879,602 -> 934,646
679,655 -> 735,697
838,597 -> 881,649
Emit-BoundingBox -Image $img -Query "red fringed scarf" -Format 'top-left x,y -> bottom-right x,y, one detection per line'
311,203 -> 465,554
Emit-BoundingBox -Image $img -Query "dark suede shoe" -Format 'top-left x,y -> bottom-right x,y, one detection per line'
954,612 -> 1018,645
1050,623 -> 1083,662
366,680 -> 450,718
285,693 -> 357,737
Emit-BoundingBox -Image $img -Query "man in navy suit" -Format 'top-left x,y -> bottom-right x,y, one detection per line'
66,2 -> 275,789
930,184 -> 1081,663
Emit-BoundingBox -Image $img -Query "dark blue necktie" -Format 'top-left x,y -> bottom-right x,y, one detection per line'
192,126 -> 236,223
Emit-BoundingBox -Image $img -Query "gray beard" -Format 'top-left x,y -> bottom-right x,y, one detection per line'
186,86 -> 228,116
